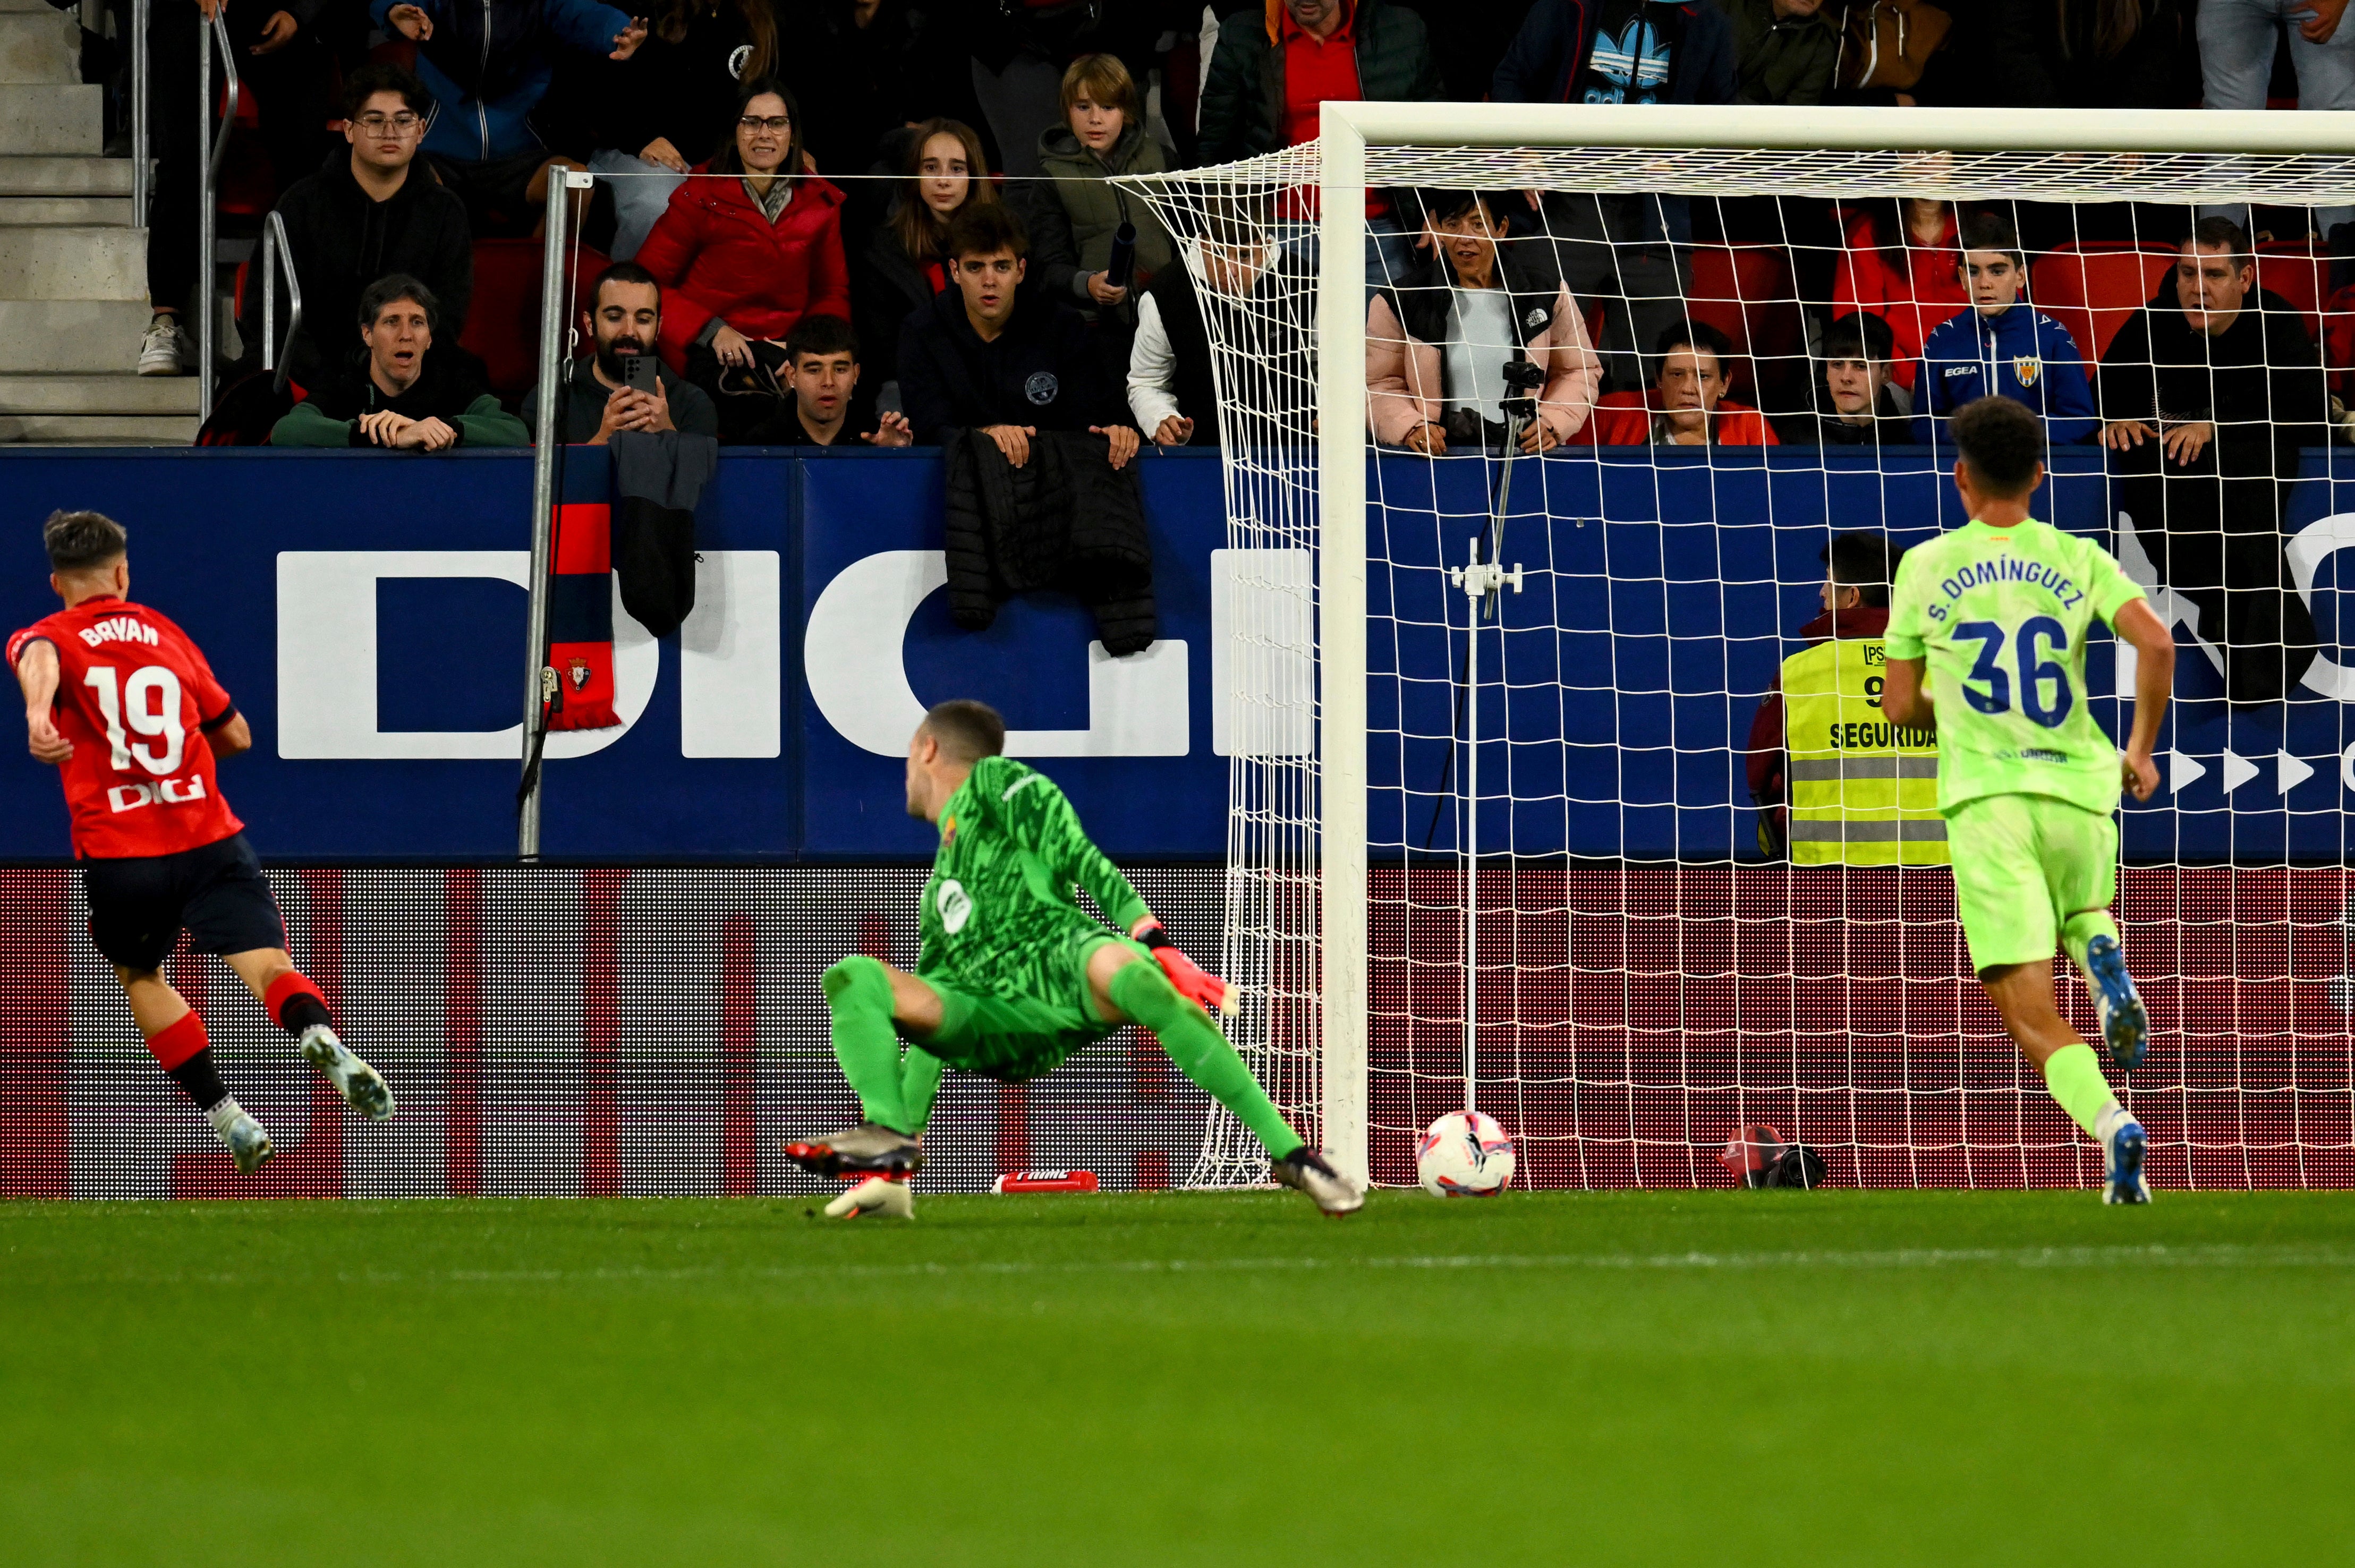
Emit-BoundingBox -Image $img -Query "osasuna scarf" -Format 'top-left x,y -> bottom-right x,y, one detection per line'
544,468 -> 616,730
542,432 -> 719,731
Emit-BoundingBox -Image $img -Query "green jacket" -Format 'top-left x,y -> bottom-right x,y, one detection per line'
269,350 -> 531,450
1019,122 -> 1178,305
1197,1 -> 1443,165
1724,0 -> 1840,107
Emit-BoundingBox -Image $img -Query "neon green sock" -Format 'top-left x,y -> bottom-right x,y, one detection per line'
2042,1042 -> 2122,1141
821,957 -> 911,1133
900,1046 -> 946,1134
2062,909 -> 2121,978
1108,959 -> 1305,1160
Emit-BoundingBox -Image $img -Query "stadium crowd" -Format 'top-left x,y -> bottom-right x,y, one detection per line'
123,0 -> 2352,691
140,0 -> 2335,455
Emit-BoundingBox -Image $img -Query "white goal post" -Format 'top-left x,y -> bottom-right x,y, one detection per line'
1123,104 -> 2355,1191
1313,103 -> 2355,1189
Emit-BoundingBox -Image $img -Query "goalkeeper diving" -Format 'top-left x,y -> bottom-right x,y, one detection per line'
1881,396 -> 2175,1203
785,698 -> 1363,1218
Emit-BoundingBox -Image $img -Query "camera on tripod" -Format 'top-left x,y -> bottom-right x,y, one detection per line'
1500,357 -> 1546,429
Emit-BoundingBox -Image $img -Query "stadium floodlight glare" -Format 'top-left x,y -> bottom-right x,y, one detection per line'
1123,104 -> 2355,1194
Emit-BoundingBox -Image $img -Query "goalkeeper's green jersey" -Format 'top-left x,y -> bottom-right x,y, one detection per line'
918,755 -> 1152,995
1884,516 -> 2146,817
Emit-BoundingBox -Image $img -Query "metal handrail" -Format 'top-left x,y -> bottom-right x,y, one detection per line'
518,168 -> 594,859
195,7 -> 239,422
130,0 -> 149,224
260,210 -> 303,394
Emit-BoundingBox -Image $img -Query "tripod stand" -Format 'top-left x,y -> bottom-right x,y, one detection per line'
1445,359 -> 1543,1112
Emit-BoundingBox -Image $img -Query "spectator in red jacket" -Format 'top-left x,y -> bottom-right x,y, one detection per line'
636,77 -> 852,436
1579,322 -> 1779,446
1831,198 -> 1966,399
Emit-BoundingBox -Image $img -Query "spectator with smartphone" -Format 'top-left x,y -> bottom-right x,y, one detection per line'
1014,54 -> 1176,319
523,262 -> 720,444
272,276 -> 528,449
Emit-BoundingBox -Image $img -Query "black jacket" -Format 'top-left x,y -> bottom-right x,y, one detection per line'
2098,289 -> 2329,481
898,286 -> 1123,445
1779,384 -> 1913,447
943,427 -> 1154,655
854,212 -> 945,411
240,150 -> 474,388
1955,0 -> 2199,110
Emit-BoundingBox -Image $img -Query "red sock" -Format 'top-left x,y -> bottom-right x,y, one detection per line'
144,1010 -> 208,1070
263,972 -> 331,1035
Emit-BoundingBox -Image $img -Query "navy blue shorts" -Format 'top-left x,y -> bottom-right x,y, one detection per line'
83,832 -> 287,973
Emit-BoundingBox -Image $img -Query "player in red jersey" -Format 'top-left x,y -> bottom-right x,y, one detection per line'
9,510 -> 393,1173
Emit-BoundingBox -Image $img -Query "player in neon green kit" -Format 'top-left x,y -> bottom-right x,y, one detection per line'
785,699 -> 1363,1217
1882,397 -> 2177,1203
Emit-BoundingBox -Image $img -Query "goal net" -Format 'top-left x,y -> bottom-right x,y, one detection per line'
1123,105 -> 2355,1193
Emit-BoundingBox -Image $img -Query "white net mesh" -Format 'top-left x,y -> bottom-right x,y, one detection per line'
1126,138 -> 2355,1191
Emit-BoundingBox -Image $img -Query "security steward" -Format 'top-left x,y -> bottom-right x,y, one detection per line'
1748,531 -> 1948,865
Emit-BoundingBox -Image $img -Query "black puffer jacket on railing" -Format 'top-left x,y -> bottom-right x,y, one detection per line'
942,428 -> 1154,655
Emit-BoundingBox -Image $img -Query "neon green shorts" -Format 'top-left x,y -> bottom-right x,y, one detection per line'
911,933 -> 1149,1081
1946,793 -> 2118,975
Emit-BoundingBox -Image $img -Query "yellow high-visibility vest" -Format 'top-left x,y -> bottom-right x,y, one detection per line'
1781,636 -> 1948,866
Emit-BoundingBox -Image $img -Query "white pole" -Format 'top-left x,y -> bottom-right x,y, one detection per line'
1460,540 -> 1478,1117
130,0 -> 148,225
517,171 -> 582,860
1316,101 -> 1369,1186
194,24 -> 210,420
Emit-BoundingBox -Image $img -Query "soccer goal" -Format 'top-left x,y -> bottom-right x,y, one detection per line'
1124,105 -> 2355,1193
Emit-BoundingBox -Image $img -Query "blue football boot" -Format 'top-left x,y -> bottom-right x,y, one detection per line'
2083,934 -> 2148,1072
2103,1115 -> 2151,1206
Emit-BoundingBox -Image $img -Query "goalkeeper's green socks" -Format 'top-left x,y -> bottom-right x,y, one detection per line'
822,957 -> 914,1134
1108,958 -> 1306,1160
900,1045 -> 945,1132
2042,1041 -> 2122,1142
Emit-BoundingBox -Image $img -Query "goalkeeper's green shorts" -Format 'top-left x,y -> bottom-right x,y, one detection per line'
1945,792 -> 2117,975
911,932 -> 1151,1081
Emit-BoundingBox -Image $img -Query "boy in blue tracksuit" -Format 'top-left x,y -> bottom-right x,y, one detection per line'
1911,214 -> 2097,449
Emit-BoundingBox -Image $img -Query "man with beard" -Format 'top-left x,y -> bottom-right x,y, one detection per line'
523,263 -> 720,445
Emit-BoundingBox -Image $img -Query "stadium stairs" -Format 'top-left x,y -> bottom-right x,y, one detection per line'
0,0 -> 196,445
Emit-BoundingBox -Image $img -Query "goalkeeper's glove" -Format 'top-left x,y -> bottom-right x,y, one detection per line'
1136,922 -> 1236,1016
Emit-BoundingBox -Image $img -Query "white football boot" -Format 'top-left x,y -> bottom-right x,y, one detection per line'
297,1024 -> 396,1122
207,1097 -> 275,1174
1274,1147 -> 1365,1217
824,1175 -> 914,1220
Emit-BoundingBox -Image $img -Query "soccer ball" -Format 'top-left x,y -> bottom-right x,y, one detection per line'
1416,1110 -> 1516,1197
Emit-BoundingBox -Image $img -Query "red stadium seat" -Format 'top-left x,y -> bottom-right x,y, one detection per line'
460,238 -> 611,398
1685,245 -> 1804,398
2028,244 -> 2174,369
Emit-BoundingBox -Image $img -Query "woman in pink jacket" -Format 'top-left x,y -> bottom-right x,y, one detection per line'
1366,189 -> 1602,454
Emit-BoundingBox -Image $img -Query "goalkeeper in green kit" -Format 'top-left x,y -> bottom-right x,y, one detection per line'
1882,397 -> 2177,1204
785,698 -> 1363,1218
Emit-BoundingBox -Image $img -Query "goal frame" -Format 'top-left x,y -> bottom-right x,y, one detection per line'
1312,102 -> 2355,1187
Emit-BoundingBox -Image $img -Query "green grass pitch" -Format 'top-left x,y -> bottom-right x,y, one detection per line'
6,1189 -> 2351,1564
